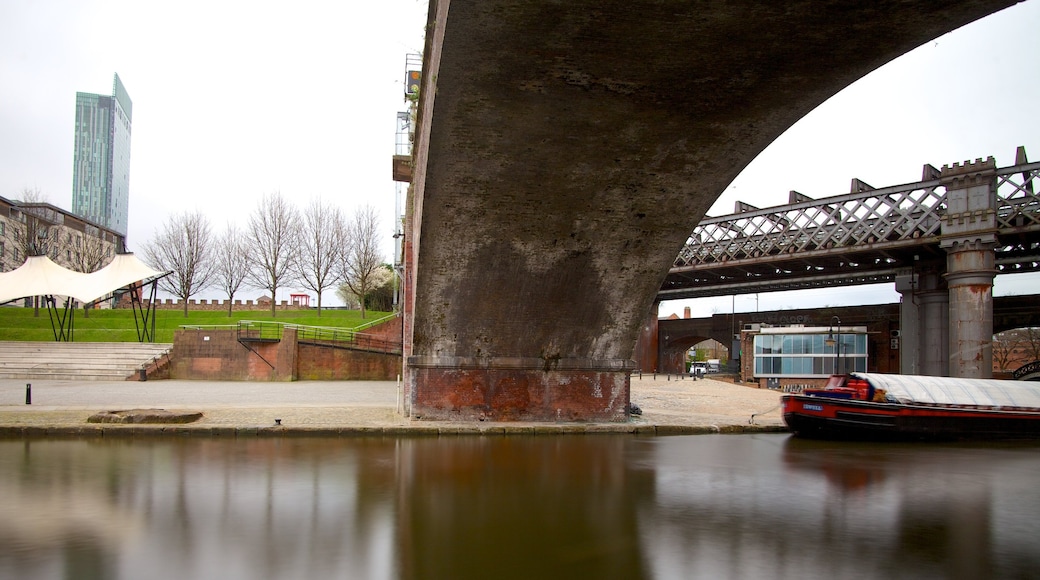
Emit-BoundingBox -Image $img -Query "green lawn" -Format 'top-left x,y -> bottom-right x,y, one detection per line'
0,306 -> 393,343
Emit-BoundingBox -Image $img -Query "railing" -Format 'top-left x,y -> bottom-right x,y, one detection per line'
236,320 -> 284,342
180,319 -> 403,355
352,312 -> 399,333
299,330 -> 403,355
672,161 -> 1040,270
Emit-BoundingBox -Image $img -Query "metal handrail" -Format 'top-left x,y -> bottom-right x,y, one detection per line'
352,312 -> 400,332
178,318 -> 402,355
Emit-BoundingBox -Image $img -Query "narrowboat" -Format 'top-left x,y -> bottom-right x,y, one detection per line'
782,372 -> 1040,440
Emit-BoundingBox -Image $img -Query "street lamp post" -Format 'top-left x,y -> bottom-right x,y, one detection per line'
825,316 -> 842,375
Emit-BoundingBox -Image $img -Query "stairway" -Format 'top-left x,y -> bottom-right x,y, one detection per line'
0,342 -> 173,381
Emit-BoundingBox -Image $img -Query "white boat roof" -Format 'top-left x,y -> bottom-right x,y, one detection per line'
853,372 -> 1040,410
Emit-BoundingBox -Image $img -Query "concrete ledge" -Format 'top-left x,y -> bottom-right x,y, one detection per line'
87,409 -> 203,424
0,422 -> 789,438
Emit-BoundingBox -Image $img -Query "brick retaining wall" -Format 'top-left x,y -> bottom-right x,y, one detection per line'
170,319 -> 402,381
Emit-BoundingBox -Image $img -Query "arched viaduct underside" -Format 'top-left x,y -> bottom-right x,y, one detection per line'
403,0 -> 1023,421
651,295 -> 1040,377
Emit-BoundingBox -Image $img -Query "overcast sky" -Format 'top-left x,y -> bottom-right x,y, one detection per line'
2,1 -> 1038,310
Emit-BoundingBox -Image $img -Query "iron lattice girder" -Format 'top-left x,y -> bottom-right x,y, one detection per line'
664,161 -> 1040,299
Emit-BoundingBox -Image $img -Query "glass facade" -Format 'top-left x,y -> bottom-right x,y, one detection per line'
753,331 -> 867,377
72,74 -> 131,236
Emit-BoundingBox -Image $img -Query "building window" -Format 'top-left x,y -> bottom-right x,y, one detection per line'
752,330 -> 867,378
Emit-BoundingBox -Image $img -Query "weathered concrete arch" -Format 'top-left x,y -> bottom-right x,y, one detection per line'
661,334 -> 712,377
404,0 -> 1023,421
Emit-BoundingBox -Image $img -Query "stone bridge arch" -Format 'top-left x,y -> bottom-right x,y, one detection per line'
660,334 -> 713,376
404,0 -> 1023,421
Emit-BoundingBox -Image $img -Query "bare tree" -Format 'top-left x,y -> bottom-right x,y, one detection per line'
337,205 -> 383,319
296,198 -> 343,316
13,187 -> 65,316
1025,327 -> 1040,363
246,191 -> 301,317
335,283 -> 360,310
213,223 -> 250,317
993,330 -> 1024,372
69,225 -> 112,273
70,225 -> 114,318
13,187 -> 57,261
142,211 -> 215,317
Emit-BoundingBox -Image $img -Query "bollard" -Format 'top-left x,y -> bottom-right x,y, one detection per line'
25,383 -> 31,405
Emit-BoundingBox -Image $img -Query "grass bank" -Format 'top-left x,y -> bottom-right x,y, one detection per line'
0,306 -> 392,343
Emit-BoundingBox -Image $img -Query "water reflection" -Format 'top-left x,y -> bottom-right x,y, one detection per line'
0,435 -> 1037,579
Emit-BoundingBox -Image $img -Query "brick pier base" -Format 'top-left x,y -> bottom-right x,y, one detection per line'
405,357 -> 633,422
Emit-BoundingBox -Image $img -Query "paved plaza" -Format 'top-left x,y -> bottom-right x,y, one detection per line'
0,375 -> 787,436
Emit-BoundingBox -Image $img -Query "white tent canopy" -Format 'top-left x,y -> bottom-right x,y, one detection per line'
0,253 -> 168,304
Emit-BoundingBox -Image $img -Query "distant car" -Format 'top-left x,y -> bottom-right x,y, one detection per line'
689,362 -> 707,376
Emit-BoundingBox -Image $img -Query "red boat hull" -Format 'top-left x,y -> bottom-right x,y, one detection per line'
782,394 -> 1040,440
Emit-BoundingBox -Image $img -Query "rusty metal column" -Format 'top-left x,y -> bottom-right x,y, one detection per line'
940,158 -> 999,379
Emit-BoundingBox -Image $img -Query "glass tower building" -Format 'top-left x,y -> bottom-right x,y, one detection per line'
72,73 -> 132,236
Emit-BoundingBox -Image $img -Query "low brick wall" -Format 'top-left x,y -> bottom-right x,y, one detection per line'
115,294 -> 316,311
171,328 -> 297,381
297,343 -> 400,380
361,315 -> 403,343
170,320 -> 402,381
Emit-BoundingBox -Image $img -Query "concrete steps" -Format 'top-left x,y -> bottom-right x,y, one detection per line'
0,342 -> 173,381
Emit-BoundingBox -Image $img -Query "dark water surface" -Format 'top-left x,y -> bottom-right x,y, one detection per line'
1,434 -> 1038,580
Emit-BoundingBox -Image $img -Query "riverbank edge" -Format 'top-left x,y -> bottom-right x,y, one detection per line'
0,422 -> 790,438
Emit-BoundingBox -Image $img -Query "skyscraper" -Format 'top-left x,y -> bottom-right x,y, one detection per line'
72,73 -> 132,236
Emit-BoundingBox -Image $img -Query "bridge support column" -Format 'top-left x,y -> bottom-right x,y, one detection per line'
897,264 -> 948,376
917,269 -> 951,377
632,301 -> 660,373
406,357 -> 633,422
940,158 -> 999,379
944,243 -> 997,378
895,268 -> 921,375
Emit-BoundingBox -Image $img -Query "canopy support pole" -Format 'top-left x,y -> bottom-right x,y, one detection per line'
129,279 -> 160,343
45,295 -> 75,342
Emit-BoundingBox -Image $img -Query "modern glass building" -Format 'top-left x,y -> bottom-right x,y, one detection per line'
751,325 -> 868,378
72,73 -> 132,236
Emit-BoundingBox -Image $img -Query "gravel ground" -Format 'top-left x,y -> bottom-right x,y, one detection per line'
630,374 -> 784,427
0,374 -> 786,435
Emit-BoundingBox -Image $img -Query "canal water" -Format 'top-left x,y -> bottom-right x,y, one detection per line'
1,434 -> 1038,580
